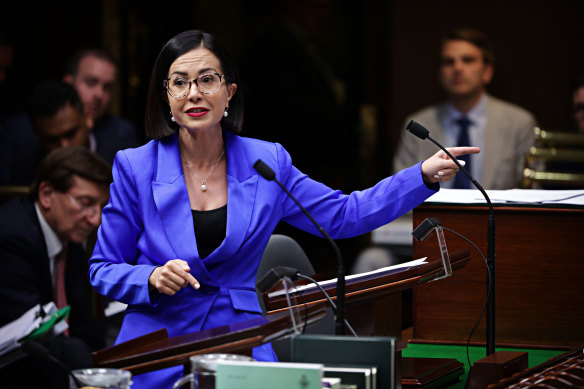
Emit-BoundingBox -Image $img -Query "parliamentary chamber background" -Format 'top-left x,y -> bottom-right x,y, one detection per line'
3,0 -> 583,273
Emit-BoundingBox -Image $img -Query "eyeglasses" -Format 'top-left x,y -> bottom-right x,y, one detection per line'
66,194 -> 100,218
163,73 -> 224,98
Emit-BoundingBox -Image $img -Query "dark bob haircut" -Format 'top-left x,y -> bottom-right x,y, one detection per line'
145,30 -> 243,139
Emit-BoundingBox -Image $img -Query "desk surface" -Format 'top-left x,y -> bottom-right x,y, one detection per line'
422,188 -> 584,208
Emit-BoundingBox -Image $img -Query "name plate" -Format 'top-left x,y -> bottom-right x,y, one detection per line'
216,361 -> 323,389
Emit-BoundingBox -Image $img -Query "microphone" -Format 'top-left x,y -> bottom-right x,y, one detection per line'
412,217 -> 442,242
257,265 -> 358,336
406,120 -> 430,140
295,272 -> 358,337
253,159 -> 346,336
257,266 -> 300,293
406,120 -> 497,355
22,341 -> 84,388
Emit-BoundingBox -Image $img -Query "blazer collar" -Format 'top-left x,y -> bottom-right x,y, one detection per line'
482,95 -> 498,188
153,132 -> 254,183
151,132 -> 258,284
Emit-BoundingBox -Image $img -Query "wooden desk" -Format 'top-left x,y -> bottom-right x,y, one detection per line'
93,305 -> 327,375
412,203 -> 584,347
265,250 -> 470,339
265,250 -> 470,389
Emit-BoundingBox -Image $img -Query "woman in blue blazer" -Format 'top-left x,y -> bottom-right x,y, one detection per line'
88,30 -> 478,388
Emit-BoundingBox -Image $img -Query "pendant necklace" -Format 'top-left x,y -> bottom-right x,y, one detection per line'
184,149 -> 225,191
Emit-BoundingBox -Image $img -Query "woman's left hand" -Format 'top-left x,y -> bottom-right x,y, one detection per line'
421,147 -> 481,185
149,259 -> 200,296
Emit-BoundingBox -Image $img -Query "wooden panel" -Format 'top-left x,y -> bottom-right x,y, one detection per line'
489,348 -> 584,388
412,204 -> 584,347
93,305 -> 327,375
401,357 -> 464,388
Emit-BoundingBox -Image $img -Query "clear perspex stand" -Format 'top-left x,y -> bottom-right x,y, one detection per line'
430,225 -> 452,281
412,217 -> 452,282
281,276 -> 305,335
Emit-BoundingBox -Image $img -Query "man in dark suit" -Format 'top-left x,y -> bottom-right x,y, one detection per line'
62,47 -> 144,163
0,146 -> 112,388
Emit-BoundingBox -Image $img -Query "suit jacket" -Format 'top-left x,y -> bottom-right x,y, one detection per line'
0,112 -> 38,186
393,95 -> 537,190
0,198 -> 105,349
88,131 -> 436,388
93,114 -> 144,164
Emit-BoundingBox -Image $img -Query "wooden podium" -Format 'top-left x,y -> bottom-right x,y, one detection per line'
411,202 -> 584,347
264,250 -> 470,337
93,250 -> 469,387
92,303 -> 327,375
264,249 -> 470,388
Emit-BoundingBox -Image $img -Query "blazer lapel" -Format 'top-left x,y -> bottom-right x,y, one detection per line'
151,133 -> 258,278
204,132 -> 258,263
482,96 -> 499,188
151,135 -> 215,284
435,103 -> 449,144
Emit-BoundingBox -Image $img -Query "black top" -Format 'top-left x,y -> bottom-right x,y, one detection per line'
192,204 -> 227,259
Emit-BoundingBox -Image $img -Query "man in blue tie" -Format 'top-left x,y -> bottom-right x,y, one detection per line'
393,28 -> 537,190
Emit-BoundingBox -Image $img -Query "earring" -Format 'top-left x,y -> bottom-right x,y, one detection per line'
223,108 -> 229,118
170,110 -> 175,122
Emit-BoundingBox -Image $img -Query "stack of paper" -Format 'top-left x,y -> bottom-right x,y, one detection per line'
425,188 -> 584,205
0,302 -> 68,357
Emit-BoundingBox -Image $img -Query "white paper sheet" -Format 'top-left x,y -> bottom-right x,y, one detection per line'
425,189 -> 584,205
267,257 -> 428,298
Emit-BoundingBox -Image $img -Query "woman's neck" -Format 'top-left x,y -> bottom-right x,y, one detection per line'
178,127 -> 225,167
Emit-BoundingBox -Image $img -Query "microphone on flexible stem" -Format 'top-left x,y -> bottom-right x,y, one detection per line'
257,266 -> 302,294
253,159 -> 346,336
257,266 -> 358,337
406,120 -> 497,355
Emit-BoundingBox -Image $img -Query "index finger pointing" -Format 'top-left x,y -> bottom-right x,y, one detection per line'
182,271 -> 200,289
447,146 -> 481,157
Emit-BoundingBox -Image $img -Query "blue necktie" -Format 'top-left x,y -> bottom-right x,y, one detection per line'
453,116 -> 472,189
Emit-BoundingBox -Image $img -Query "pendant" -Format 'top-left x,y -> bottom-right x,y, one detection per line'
201,184 -> 207,191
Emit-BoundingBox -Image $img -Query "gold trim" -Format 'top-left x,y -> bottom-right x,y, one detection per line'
523,168 -> 584,183
527,147 -> 584,162
0,186 -> 30,198
534,127 -> 584,147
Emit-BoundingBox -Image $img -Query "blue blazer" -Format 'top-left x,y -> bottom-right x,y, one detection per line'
88,131 -> 435,388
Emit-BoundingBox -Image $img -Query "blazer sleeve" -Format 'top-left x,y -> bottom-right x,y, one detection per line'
511,111 -> 537,187
274,143 -> 437,239
88,150 -> 160,307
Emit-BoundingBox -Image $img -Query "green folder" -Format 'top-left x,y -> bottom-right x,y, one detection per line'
21,306 -> 70,342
